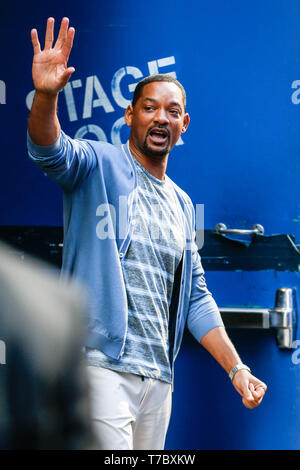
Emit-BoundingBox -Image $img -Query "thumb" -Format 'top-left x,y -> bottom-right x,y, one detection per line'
243,382 -> 255,401
61,67 -> 75,86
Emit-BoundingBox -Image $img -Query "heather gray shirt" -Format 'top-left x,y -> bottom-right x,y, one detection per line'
86,154 -> 185,383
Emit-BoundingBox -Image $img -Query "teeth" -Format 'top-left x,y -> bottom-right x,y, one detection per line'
151,130 -> 167,136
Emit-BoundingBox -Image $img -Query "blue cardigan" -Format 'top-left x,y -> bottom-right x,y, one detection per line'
27,131 -> 223,378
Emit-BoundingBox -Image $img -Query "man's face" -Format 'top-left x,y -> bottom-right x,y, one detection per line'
125,81 -> 190,159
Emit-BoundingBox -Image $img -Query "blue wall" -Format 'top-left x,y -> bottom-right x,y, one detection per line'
0,0 -> 299,449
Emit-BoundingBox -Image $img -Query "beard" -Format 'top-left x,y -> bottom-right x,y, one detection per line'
142,128 -> 171,159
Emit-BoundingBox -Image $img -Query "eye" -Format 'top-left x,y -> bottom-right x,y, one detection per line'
170,109 -> 180,116
144,105 -> 154,111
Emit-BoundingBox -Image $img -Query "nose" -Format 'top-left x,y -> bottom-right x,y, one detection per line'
153,107 -> 169,125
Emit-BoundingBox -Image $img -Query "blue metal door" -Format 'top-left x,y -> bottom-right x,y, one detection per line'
0,0 -> 299,450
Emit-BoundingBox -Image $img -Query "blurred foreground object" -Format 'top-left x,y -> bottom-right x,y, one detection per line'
0,242 -> 92,449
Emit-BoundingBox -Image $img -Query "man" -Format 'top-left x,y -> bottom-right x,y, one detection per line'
27,17 -> 267,450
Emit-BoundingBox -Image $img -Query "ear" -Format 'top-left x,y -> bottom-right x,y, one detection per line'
181,113 -> 190,134
125,105 -> 133,127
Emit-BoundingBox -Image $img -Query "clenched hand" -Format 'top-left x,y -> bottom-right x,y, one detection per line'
232,369 -> 267,409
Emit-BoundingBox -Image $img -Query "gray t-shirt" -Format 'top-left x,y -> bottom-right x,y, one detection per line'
86,155 -> 185,383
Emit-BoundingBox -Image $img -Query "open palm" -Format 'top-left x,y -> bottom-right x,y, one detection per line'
31,17 -> 75,94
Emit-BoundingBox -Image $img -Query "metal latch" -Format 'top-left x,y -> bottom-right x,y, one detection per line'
214,223 -> 265,236
220,288 -> 298,349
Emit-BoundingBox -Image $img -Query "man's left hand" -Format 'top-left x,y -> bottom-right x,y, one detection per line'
232,370 -> 267,409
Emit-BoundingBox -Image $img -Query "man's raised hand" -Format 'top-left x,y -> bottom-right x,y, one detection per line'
31,17 -> 75,95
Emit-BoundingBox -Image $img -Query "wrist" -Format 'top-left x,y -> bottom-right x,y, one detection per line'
228,364 -> 251,382
34,89 -> 59,100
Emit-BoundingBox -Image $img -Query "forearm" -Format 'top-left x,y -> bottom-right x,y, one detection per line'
200,326 -> 243,374
28,91 -> 61,146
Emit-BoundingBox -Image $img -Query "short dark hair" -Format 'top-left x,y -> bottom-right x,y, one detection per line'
132,74 -> 186,110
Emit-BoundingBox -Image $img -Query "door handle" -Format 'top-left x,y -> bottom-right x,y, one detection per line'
214,223 -> 265,236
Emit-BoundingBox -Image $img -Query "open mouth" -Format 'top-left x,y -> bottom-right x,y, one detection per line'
147,127 -> 169,146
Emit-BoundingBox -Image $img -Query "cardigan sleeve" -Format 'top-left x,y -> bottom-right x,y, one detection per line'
27,130 -> 98,192
186,237 -> 224,343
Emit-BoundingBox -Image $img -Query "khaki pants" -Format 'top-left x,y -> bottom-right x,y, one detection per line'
87,365 -> 172,450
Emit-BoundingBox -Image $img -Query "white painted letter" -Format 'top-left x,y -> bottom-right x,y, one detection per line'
111,66 -> 143,108
26,90 -> 35,110
83,75 -> 114,119
63,82 -> 78,122
74,124 -> 107,141
111,116 -> 127,145
148,56 -> 176,78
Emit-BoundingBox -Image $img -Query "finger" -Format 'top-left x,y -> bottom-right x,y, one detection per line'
253,387 -> 266,400
60,67 -> 75,87
255,396 -> 264,405
253,383 -> 267,398
44,17 -> 54,50
255,382 -> 267,392
61,27 -> 75,62
31,29 -> 41,55
243,399 -> 261,409
242,397 -> 256,409
253,387 -> 263,396
54,17 -> 69,50
243,383 -> 255,402
243,388 -> 265,408
252,395 -> 264,406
